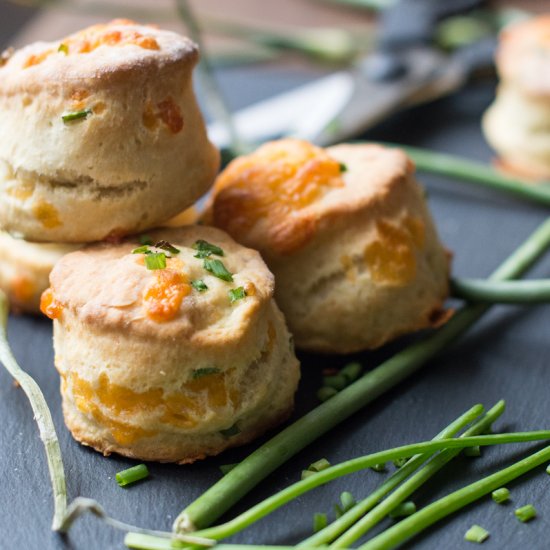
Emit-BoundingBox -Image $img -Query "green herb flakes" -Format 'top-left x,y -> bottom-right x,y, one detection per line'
229,286 -> 246,303
203,258 -> 233,282
191,279 -> 208,292
192,367 -> 220,379
62,108 -> 92,123
193,239 -> 224,258
145,253 -> 166,270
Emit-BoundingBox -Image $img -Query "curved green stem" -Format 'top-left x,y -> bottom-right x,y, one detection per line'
393,144 -> 550,207
359,444 -> 550,550
298,403 -> 487,547
452,277 -> 550,304
332,401 -> 504,547
0,291 -> 67,530
174,218 -> 550,534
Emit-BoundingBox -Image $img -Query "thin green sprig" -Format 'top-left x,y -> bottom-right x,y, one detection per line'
393,144 -> 550,207
182,431 -> 550,541
359,445 -> 550,550
174,218 -> 550,534
176,0 -> 249,155
331,401 -> 504,547
299,404 -> 488,547
452,277 -> 550,304
0,290 -> 67,530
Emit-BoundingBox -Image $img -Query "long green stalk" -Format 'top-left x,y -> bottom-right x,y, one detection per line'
332,401 -> 504,547
396,144 -> 550,207
360,444 -> 550,550
298,404 -> 488,547
0,291 -> 67,530
175,0 -> 248,156
181,431 -> 550,541
174,218 -> 550,534
452,277 -> 550,304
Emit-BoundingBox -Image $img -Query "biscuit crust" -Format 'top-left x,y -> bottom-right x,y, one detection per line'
207,140 -> 450,353
47,226 -> 300,463
0,20 -> 219,242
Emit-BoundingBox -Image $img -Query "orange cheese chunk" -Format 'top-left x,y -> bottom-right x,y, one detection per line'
40,288 -> 63,319
364,216 -> 425,286
213,139 -> 344,253
23,19 -> 160,68
143,268 -> 191,322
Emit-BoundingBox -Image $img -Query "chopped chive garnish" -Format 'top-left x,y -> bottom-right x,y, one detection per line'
491,487 -> 510,504
317,386 -> 338,402
339,162 -> 348,173
389,501 -> 417,518
203,258 -> 233,282
115,464 -> 149,487
301,469 -> 317,480
219,463 -> 238,475
464,445 -> 481,457
393,457 -> 408,468
370,463 -> 386,473
192,367 -> 220,379
309,458 -> 331,472
220,424 -> 240,437
464,524 -> 489,543
546,464 -> 550,475
193,239 -> 224,258
132,245 -> 151,255
154,240 -> 180,255
139,234 -> 153,246
340,361 -> 362,383
340,491 -> 356,512
313,513 -> 327,533
323,374 -> 347,391
58,43 -> 68,54
334,504 -> 344,519
191,279 -> 209,292
229,287 -> 247,303
515,504 -> 537,522
145,252 -> 166,270
62,108 -> 92,123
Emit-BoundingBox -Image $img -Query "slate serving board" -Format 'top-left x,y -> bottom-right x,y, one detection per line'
1,62 -> 549,550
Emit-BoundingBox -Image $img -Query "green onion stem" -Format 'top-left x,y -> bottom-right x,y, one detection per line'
175,0 -> 248,156
359,445 -> 550,550
299,404 -> 488,547
0,290 -> 67,530
331,401 -> 504,547
174,218 -> 550,534
181,431 -> 550,541
451,277 -> 550,304
393,144 -> 550,207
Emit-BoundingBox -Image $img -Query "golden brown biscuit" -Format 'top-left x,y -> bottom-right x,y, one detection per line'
482,15 -> 550,181
0,19 -> 219,242
43,226 -> 299,463
205,139 -> 450,354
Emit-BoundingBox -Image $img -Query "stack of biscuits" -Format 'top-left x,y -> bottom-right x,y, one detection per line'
1,20 -> 450,463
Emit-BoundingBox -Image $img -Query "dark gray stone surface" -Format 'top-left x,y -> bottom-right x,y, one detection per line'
1,58 -> 549,550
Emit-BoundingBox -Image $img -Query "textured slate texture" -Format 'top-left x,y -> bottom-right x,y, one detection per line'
1,64 -> 549,550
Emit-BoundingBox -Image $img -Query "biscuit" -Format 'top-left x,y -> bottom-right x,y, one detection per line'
43,226 -> 299,463
0,19 -> 219,242
0,231 -> 79,313
205,139 -> 450,354
482,15 -> 550,180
